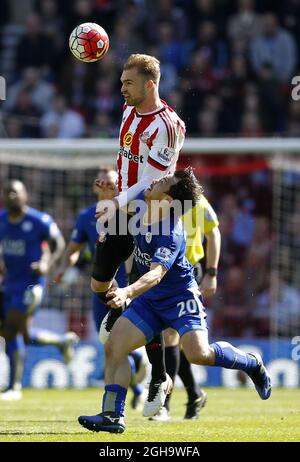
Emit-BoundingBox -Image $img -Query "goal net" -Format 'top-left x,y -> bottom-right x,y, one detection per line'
0,139 -> 299,348
270,156 -> 300,342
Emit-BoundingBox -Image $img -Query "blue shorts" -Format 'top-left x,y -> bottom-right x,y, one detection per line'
4,284 -> 44,316
123,287 -> 207,343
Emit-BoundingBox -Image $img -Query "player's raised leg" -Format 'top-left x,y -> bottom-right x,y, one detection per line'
181,330 -> 272,400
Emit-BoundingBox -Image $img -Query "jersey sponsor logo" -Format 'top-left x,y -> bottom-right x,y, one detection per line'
133,246 -> 151,266
157,147 -> 175,163
123,132 -> 133,148
118,147 -> 144,163
156,247 -> 172,261
22,221 -> 33,232
1,239 -> 26,256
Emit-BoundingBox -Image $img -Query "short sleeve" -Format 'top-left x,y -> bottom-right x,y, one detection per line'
39,213 -> 61,240
147,117 -> 181,171
152,234 -> 182,271
71,212 -> 87,244
203,198 -> 219,234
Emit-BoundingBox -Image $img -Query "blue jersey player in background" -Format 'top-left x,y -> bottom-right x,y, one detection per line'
78,168 -> 272,434
55,168 -> 146,409
0,180 -> 79,401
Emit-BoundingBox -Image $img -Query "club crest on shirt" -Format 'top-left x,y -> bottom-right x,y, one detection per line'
22,221 -> 33,232
139,131 -> 150,145
145,231 -> 152,243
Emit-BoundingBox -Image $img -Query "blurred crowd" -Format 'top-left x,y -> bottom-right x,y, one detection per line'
0,0 -> 300,138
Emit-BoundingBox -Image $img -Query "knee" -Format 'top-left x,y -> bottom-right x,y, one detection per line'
104,338 -> 124,364
163,328 -> 179,347
185,347 -> 214,366
91,278 -> 111,293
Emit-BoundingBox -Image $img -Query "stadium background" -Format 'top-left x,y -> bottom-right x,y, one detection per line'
0,0 -> 299,389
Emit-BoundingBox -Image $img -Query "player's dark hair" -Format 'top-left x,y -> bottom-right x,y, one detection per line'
123,54 -> 160,84
167,167 -> 203,208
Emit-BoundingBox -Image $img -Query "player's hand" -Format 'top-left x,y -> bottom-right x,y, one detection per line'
94,179 -> 118,200
31,260 -> 49,276
106,287 -> 128,309
95,198 -> 118,223
200,273 -> 217,299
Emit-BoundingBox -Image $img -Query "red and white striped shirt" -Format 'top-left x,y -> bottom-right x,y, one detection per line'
115,101 -> 186,207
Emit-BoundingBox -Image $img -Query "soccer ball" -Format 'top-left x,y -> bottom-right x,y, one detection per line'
69,22 -> 109,62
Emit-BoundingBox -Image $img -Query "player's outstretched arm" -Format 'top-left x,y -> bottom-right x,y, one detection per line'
200,226 -> 221,298
47,231 -> 65,272
54,241 -> 82,283
106,263 -> 167,308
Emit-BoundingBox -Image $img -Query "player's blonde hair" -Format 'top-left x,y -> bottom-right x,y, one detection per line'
123,54 -> 160,84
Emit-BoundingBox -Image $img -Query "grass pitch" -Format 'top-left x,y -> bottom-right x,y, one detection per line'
0,388 -> 299,442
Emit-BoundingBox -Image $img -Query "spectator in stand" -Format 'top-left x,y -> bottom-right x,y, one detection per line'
250,12 -> 297,82
40,94 -> 85,138
3,116 -> 23,138
240,111 -> 264,137
15,14 -> 56,74
231,198 -> 255,263
5,67 -> 55,114
88,112 -> 118,138
67,0 -> 101,33
193,20 -> 228,74
211,266 -> 253,338
227,0 -> 262,43
90,78 -> 118,116
145,0 -> 189,41
156,22 -> 189,71
111,19 -> 144,66
196,108 -> 219,136
257,62 -> 285,133
8,89 -> 42,138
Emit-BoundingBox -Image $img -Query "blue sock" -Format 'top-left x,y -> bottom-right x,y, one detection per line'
102,384 -> 127,417
6,336 -> 26,389
29,328 -> 64,347
211,341 -> 258,373
130,383 -> 143,396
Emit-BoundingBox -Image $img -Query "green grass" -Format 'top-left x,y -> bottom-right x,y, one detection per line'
0,388 -> 299,442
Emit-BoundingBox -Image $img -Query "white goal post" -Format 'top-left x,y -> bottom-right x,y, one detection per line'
0,138 -> 300,168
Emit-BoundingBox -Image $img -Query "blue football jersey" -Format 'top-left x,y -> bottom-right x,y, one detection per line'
0,207 -> 60,291
132,212 -> 197,302
71,203 -> 127,287
71,204 -> 98,255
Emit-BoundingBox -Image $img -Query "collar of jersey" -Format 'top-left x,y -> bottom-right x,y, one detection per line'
136,104 -> 166,118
